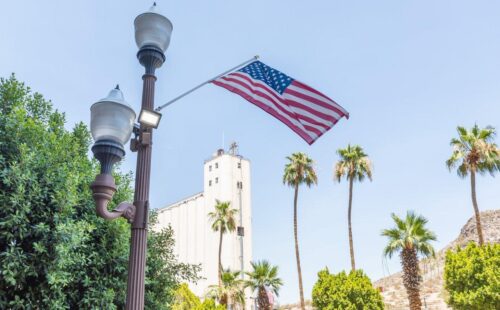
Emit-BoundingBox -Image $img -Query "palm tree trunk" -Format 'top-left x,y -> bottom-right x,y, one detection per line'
348,175 -> 356,271
470,169 -> 485,245
293,184 -> 305,310
401,248 -> 422,310
258,286 -> 271,310
218,229 -> 223,287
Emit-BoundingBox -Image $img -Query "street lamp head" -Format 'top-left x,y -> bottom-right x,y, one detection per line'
138,108 -> 162,128
90,85 -> 136,174
134,3 -> 173,53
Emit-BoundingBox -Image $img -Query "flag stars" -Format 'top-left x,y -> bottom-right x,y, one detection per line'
238,61 -> 294,94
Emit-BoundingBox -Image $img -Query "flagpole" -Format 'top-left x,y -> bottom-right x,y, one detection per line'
155,55 -> 259,111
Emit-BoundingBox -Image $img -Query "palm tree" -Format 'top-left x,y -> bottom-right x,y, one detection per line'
208,200 -> 238,286
283,152 -> 317,310
381,211 -> 437,310
245,260 -> 283,310
446,124 -> 500,245
334,144 -> 372,271
207,269 -> 246,309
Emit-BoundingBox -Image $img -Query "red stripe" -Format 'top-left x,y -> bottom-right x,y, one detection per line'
293,80 -> 335,103
212,80 -> 315,144
228,73 -> 337,123
283,97 -> 338,123
291,80 -> 349,118
220,76 -> 327,134
285,86 -> 347,118
217,77 -> 323,137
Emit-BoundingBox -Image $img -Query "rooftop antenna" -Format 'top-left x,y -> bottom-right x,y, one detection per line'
222,132 -> 225,151
229,141 -> 239,155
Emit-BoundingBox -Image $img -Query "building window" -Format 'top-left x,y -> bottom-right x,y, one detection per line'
237,226 -> 244,236
215,177 -> 219,184
209,165 -> 212,171
237,181 -> 243,189
209,180 -> 212,186
237,162 -> 241,168
215,163 -> 218,169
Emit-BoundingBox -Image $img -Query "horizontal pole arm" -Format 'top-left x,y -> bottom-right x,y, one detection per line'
155,55 -> 259,111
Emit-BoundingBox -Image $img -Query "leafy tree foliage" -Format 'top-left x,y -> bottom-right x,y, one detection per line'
444,242 -> 500,309
312,269 -> 384,310
446,124 -> 500,245
207,200 -> 237,286
172,283 -> 224,310
381,211 -> 436,310
283,152 -> 317,310
146,212 -> 201,310
0,75 -> 198,309
245,260 -> 283,310
207,268 -> 246,309
334,144 -> 372,271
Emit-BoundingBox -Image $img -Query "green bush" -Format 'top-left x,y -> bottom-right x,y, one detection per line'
0,75 -> 198,309
312,268 -> 384,310
444,242 -> 500,309
172,283 -> 224,310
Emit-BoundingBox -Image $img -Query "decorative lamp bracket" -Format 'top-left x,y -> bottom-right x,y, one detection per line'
90,173 -> 136,223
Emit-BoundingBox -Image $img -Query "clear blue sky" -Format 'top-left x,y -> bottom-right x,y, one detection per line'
1,0 -> 499,304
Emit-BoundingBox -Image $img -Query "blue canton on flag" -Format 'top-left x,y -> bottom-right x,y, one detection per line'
239,61 -> 293,94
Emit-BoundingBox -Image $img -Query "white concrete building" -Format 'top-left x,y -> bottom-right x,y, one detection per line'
156,146 -> 253,306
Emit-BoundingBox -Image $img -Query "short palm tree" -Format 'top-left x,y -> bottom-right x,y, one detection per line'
245,260 -> 283,310
446,124 -> 500,245
381,211 -> 436,310
208,200 -> 238,286
334,144 -> 372,271
283,152 -> 317,310
207,269 -> 245,309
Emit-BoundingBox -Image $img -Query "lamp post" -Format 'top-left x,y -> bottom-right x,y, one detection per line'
89,4 -> 172,310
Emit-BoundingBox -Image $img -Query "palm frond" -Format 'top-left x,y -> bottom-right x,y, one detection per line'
381,211 -> 436,259
334,144 -> 373,183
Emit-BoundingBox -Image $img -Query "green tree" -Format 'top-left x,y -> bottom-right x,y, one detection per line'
0,75 -> 198,309
381,211 -> 437,310
245,260 -> 283,310
334,144 -> 372,271
312,268 -> 384,310
146,212 -> 201,310
172,284 -> 224,310
283,152 -> 317,310
444,242 -> 500,309
172,283 -> 202,310
208,200 -> 238,287
446,125 -> 500,245
207,269 -> 246,309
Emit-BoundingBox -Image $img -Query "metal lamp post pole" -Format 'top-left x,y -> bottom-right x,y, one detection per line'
125,45 -> 165,310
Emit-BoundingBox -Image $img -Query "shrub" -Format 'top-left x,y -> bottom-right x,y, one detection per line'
444,242 -> 500,309
312,268 -> 384,310
0,75 -> 198,309
172,284 -> 224,310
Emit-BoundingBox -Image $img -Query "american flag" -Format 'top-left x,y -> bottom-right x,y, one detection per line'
212,61 -> 349,144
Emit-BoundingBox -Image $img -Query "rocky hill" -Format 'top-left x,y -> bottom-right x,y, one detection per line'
373,209 -> 500,310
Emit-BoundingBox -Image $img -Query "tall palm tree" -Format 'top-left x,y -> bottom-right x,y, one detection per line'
446,124 -> 500,245
283,152 -> 317,310
207,269 -> 245,310
208,200 -> 238,286
382,211 -> 436,310
245,260 -> 283,310
334,144 -> 372,271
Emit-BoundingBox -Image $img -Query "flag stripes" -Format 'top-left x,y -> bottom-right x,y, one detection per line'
212,61 -> 348,144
